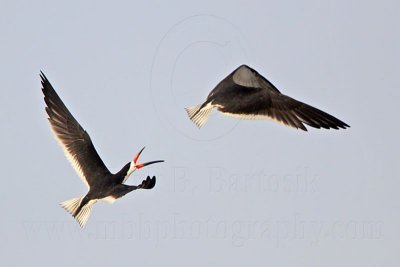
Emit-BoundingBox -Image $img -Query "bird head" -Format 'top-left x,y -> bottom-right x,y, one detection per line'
127,147 -> 164,177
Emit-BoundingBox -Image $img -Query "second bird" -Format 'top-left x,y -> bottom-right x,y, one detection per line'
41,72 -> 164,228
186,65 -> 349,131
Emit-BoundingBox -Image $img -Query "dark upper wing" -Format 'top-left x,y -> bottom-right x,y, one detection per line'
261,93 -> 350,130
110,176 -> 156,200
215,77 -> 349,131
41,72 -> 111,188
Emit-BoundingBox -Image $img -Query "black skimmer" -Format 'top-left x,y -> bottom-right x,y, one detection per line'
41,72 -> 164,228
185,65 -> 349,131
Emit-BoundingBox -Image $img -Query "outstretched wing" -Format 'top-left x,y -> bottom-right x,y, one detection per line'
267,93 -> 350,130
216,65 -> 349,131
41,72 -> 111,188
137,176 -> 156,189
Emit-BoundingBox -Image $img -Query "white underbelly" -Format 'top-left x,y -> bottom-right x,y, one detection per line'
100,196 -> 117,204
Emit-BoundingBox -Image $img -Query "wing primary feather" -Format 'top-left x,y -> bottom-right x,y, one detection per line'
41,72 -> 111,188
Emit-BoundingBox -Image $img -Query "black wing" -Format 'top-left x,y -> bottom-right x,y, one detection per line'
110,176 -> 157,200
256,92 -> 350,131
41,72 -> 111,188
138,176 -> 156,189
213,65 -> 349,131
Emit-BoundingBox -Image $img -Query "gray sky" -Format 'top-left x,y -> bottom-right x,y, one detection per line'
1,0 -> 399,266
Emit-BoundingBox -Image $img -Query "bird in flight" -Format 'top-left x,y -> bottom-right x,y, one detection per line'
186,64 -> 349,131
41,72 -> 164,228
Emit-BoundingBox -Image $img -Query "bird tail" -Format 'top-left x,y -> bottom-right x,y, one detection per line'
61,196 -> 96,228
185,103 -> 213,128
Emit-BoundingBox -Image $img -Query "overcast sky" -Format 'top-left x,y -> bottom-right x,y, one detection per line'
1,1 -> 399,266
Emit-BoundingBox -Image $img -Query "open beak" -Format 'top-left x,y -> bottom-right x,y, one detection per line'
134,147 -> 164,169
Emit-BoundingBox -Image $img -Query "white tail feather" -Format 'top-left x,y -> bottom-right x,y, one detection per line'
61,197 -> 96,228
185,103 -> 213,128
61,197 -> 82,217
75,200 -> 96,228
185,104 -> 201,118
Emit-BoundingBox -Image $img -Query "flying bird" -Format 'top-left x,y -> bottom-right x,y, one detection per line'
41,72 -> 164,228
185,65 -> 349,131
